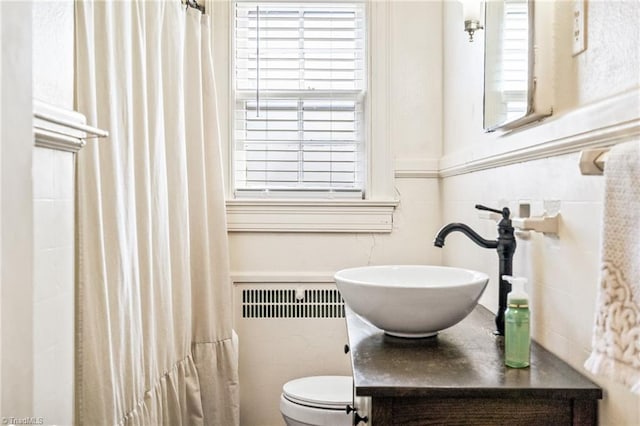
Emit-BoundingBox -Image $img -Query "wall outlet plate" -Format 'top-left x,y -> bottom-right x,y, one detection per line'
572,0 -> 586,56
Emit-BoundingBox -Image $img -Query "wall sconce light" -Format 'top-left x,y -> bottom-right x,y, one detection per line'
461,0 -> 484,42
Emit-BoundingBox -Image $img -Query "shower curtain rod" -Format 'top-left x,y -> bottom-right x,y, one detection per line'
183,0 -> 204,13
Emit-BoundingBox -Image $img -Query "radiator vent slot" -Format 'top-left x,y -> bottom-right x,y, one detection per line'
242,288 -> 345,319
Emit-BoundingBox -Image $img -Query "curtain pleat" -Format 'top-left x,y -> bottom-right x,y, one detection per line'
75,2 -> 239,424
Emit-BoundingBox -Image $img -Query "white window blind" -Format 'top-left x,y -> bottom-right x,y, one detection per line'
233,1 -> 366,198
502,0 -> 529,121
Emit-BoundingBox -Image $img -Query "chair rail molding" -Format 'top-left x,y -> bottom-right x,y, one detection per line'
394,158 -> 439,179
439,89 -> 640,177
33,100 -> 107,152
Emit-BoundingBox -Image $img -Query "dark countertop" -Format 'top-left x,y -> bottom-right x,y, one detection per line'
346,305 -> 602,400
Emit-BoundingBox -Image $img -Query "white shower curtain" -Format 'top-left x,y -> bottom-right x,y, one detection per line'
75,1 -> 239,424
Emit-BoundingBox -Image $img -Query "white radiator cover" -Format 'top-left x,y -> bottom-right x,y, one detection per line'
234,283 -> 352,426
240,287 -> 345,319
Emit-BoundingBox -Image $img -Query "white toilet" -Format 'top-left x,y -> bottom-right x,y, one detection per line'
280,375 -> 353,426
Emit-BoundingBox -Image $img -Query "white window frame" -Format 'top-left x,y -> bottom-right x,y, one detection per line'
222,0 -> 397,233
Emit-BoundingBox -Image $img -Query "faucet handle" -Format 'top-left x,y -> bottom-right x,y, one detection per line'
475,204 -> 510,219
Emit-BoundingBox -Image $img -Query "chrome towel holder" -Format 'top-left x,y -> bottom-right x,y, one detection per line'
579,148 -> 609,175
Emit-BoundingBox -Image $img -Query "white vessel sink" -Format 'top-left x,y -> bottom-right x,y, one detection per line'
334,265 -> 489,338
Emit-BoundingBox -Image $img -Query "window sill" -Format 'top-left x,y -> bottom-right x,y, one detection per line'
225,199 -> 399,233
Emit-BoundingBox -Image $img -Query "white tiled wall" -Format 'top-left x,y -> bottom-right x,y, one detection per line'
438,150 -> 640,415
32,147 -> 75,425
441,154 -> 640,425
441,0 -> 640,423
30,0 -> 76,421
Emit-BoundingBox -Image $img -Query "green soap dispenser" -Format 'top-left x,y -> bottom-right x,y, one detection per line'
503,275 -> 530,368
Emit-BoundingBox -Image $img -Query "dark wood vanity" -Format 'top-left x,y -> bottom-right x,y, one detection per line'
345,306 -> 602,425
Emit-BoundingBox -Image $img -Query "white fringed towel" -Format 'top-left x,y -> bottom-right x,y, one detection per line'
584,140 -> 640,394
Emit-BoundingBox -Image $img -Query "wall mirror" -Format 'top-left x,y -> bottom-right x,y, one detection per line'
483,0 -> 553,131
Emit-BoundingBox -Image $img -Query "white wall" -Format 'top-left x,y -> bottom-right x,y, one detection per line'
213,1 -> 444,424
442,1 -> 640,425
31,1 -> 76,424
0,0 -> 34,418
7,1 -> 634,424
33,0 -> 74,109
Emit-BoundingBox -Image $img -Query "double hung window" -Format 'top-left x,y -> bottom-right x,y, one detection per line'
233,1 -> 366,198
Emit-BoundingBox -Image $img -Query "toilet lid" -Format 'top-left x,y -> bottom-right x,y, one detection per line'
282,376 -> 352,410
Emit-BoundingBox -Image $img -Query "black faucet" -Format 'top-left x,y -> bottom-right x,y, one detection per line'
433,204 -> 516,335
